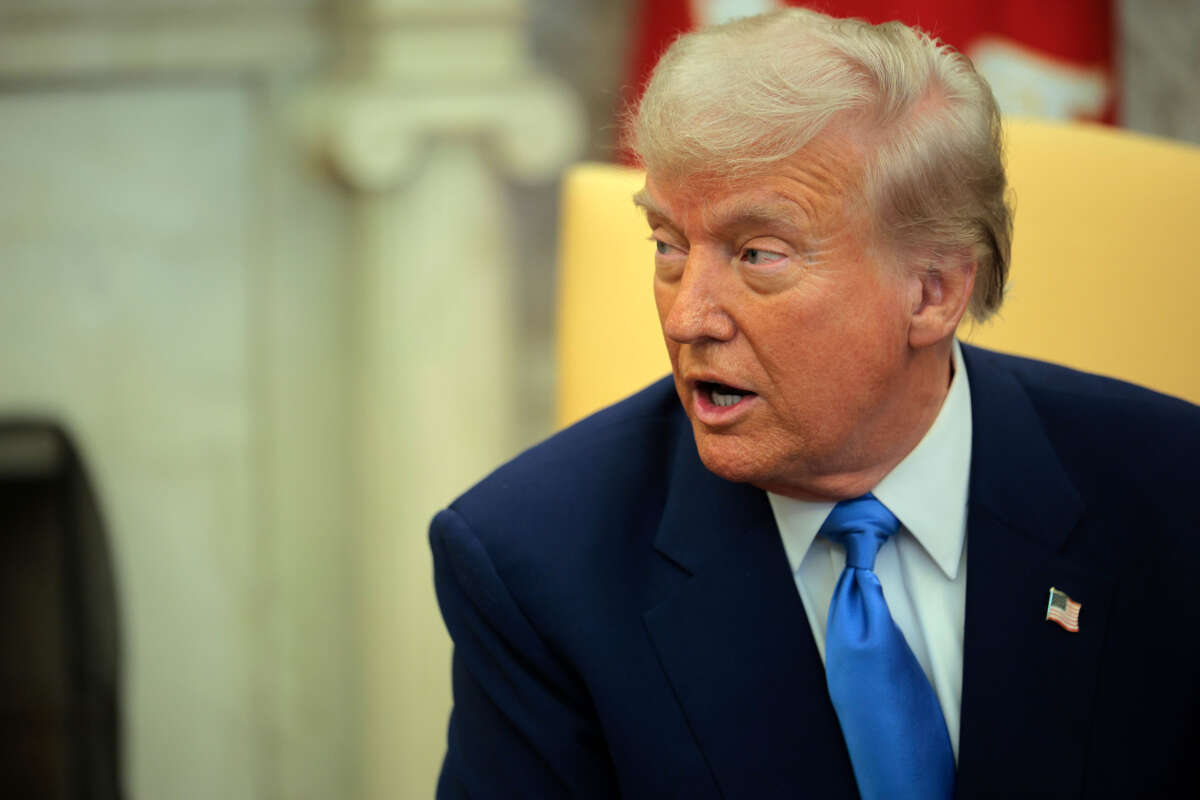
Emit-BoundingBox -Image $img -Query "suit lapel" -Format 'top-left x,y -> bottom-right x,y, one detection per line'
644,413 -> 858,799
957,347 -> 1116,798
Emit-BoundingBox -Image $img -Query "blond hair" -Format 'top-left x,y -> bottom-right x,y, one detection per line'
630,8 -> 1011,320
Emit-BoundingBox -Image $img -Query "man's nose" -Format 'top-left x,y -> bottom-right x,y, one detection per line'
660,252 -> 737,344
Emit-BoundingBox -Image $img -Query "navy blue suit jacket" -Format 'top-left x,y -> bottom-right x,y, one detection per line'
431,345 -> 1200,798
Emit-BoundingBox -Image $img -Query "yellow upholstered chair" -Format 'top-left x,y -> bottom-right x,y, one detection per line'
556,118 -> 1200,428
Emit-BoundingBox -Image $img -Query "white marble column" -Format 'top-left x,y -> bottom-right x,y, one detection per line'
315,1 -> 584,795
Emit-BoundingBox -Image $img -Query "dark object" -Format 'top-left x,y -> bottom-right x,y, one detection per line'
0,420 -> 123,799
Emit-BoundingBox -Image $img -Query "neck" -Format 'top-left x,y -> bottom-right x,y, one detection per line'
766,340 -> 955,502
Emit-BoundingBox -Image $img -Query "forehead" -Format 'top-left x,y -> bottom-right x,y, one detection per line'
635,181 -> 805,230
637,134 -> 867,231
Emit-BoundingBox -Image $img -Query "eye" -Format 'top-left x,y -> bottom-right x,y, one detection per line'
650,236 -> 684,257
649,235 -> 685,281
742,247 -> 785,266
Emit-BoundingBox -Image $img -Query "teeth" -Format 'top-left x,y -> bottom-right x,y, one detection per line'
711,389 -> 742,407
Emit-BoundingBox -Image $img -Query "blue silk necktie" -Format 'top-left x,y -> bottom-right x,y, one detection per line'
819,494 -> 955,800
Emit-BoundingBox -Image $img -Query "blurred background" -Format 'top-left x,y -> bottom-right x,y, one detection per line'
0,0 -> 1196,798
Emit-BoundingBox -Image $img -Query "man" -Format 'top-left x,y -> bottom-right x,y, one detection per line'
431,9 -> 1200,799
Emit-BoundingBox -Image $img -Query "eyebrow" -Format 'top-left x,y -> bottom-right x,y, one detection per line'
632,188 -> 662,219
718,200 -> 805,232
633,188 -> 811,243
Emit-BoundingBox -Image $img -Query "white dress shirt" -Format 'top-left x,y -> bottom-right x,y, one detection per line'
768,340 -> 972,761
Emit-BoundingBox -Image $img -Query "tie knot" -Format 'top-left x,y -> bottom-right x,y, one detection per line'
818,494 -> 899,570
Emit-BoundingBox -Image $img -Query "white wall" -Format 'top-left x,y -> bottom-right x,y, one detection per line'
0,2 -> 582,798
1,85 -> 264,798
0,6 -> 360,797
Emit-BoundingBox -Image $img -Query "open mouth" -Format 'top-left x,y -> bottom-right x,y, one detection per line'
698,380 -> 756,408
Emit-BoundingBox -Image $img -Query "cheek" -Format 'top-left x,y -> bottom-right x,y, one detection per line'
753,291 -> 896,407
654,282 -> 683,361
653,279 -> 673,322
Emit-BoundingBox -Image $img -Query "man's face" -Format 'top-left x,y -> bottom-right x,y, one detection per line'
641,133 -> 926,500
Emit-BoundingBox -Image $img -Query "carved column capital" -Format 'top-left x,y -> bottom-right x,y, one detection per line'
323,75 -> 584,191
310,1 -> 585,192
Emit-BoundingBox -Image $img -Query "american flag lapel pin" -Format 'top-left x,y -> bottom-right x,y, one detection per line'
1045,586 -> 1081,632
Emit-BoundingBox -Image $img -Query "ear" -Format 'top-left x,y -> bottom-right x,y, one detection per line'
907,252 -> 976,350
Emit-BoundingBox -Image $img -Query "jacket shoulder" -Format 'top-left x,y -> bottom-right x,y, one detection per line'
444,376 -> 684,566
964,344 -> 1200,496
965,346 -> 1199,429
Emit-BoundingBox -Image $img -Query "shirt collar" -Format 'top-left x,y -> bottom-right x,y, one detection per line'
770,340 -> 972,580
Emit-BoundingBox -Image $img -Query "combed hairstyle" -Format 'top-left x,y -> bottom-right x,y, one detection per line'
629,8 -> 1012,321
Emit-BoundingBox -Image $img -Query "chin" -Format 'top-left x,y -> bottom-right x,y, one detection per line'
693,432 -> 774,487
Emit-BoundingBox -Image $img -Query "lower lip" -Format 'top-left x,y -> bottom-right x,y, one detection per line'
692,387 -> 758,426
